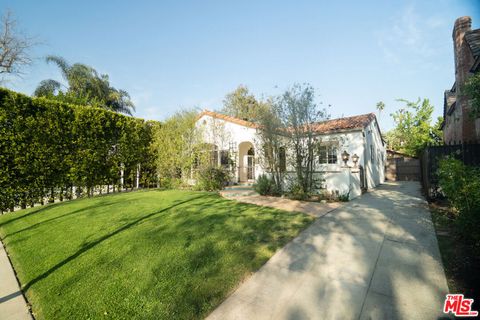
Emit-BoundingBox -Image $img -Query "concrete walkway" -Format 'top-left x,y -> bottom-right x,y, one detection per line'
0,241 -> 31,320
232,195 -> 342,218
208,182 -> 450,320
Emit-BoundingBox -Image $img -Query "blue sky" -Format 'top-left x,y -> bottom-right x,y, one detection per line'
1,0 -> 479,130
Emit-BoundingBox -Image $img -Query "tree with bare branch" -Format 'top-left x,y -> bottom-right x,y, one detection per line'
0,11 -> 35,80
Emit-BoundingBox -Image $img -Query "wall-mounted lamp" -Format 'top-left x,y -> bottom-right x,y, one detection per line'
341,150 -> 350,167
352,153 -> 359,167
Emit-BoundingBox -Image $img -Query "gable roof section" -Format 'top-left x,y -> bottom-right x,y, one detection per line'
198,110 -> 378,135
197,110 -> 259,129
310,113 -> 376,134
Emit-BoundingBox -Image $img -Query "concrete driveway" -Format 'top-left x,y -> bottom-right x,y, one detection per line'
207,182 -> 450,320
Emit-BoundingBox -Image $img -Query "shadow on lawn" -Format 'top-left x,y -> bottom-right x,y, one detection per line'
0,205 -> 56,228
2,202 -> 119,240
21,194 -> 207,292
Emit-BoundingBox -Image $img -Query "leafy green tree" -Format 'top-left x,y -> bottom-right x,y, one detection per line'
34,56 -> 135,115
151,110 -> 201,186
386,98 -> 442,156
255,100 -> 285,193
222,85 -> 267,121
463,71 -> 480,118
275,84 -> 328,196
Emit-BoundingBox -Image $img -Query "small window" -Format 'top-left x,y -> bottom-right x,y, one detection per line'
210,145 -> 219,166
220,150 -> 230,166
318,145 -> 337,164
279,147 -> 286,172
370,145 -> 375,163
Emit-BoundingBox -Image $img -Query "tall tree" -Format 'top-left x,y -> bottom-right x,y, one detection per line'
34,55 -> 135,115
0,10 -> 35,81
276,84 -> 328,194
376,101 -> 385,116
151,110 -> 201,185
386,98 -> 442,156
256,99 -> 285,193
222,85 -> 267,121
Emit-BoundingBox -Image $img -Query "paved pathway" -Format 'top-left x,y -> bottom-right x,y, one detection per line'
208,182 -> 450,320
232,195 -> 342,218
0,241 -> 31,320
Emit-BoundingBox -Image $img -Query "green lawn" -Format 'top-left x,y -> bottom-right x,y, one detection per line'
0,190 -> 313,319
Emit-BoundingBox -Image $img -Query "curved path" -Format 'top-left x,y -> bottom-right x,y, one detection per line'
208,182 -> 450,320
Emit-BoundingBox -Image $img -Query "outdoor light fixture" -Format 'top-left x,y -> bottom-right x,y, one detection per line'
342,150 -> 350,167
352,153 -> 359,167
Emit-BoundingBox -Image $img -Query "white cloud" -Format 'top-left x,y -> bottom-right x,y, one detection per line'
376,4 -> 444,66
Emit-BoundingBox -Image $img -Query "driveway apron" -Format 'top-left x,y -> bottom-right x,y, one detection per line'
207,181 -> 450,320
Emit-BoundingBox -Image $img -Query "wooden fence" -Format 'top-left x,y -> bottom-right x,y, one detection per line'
420,143 -> 480,199
386,157 -> 420,181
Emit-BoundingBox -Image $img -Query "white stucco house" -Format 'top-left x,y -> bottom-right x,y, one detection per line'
196,110 -> 385,199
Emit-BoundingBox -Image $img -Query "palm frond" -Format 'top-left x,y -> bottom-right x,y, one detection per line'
45,55 -> 71,81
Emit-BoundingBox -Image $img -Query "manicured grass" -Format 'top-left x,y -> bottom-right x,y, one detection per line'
0,190 -> 313,319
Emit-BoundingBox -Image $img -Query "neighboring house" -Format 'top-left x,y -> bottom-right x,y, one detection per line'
442,16 -> 480,144
196,110 -> 385,199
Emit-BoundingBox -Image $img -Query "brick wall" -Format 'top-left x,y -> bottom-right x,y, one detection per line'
444,17 -> 480,144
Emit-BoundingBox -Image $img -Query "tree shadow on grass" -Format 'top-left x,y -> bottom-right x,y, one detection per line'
2,202 -> 120,240
21,194 -> 207,293
0,205 -> 56,228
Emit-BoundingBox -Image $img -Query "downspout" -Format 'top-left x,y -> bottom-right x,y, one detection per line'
362,128 -> 368,191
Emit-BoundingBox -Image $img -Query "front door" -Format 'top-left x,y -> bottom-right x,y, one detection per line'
247,155 -> 254,180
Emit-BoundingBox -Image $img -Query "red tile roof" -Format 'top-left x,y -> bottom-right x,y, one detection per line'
310,113 -> 377,133
197,110 -> 259,128
198,110 -> 376,133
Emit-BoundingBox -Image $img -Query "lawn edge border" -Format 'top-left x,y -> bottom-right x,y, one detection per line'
0,238 -> 35,319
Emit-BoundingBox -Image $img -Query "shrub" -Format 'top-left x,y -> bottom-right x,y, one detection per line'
438,157 -> 480,243
253,174 -> 280,196
0,88 -> 158,212
159,177 -> 182,190
287,181 -> 308,200
337,191 -> 350,202
195,166 -> 230,191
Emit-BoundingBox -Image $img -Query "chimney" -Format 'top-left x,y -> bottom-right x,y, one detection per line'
453,16 -> 473,87
452,16 -> 479,143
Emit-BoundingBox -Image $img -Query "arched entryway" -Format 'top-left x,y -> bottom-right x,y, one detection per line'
238,141 -> 255,182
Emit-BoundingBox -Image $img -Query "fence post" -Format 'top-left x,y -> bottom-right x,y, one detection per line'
120,163 -> 125,191
136,164 -> 140,189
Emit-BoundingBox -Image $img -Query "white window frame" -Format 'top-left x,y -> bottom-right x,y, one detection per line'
318,144 -> 338,164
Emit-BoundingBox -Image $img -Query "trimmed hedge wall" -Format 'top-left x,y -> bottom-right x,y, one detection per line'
0,88 -> 158,212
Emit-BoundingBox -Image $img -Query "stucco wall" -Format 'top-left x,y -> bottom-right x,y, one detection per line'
363,120 -> 386,189
197,114 -> 265,181
196,114 -> 385,193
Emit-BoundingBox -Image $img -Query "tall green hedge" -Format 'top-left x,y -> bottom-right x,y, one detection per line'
0,88 -> 158,212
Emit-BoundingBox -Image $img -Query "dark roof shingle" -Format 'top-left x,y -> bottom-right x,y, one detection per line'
466,29 -> 480,57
